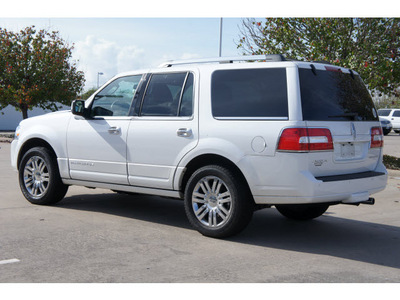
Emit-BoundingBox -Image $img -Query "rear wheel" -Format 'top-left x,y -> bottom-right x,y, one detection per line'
383,129 -> 391,135
19,147 -> 68,205
275,203 -> 329,220
184,165 -> 254,238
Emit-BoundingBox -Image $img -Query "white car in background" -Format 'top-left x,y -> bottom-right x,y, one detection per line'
11,55 -> 388,238
378,108 -> 400,133
379,117 -> 392,135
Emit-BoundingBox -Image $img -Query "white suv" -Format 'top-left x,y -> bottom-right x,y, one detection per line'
11,55 -> 388,238
378,108 -> 400,133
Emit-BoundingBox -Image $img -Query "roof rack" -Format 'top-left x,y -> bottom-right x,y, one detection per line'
158,54 -> 286,68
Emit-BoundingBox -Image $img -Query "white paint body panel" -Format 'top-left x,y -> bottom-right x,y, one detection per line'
66,116 -> 131,185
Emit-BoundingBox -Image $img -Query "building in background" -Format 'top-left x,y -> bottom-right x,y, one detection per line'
0,104 -> 70,131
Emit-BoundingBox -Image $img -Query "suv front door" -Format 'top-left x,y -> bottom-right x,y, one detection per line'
67,75 -> 142,184
127,71 -> 198,190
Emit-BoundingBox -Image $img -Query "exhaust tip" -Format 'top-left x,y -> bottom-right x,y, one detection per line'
362,198 -> 375,205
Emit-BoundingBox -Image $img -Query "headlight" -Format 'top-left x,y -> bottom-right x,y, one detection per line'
14,125 -> 21,140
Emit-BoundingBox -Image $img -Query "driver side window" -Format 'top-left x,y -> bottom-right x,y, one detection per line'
91,75 -> 142,117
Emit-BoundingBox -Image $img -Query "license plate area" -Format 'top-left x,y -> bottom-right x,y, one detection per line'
334,142 -> 365,162
340,143 -> 355,158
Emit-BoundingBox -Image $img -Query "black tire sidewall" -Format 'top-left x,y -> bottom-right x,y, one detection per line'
184,165 -> 253,238
19,147 -> 67,205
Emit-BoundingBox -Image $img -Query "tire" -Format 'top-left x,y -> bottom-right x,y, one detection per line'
275,203 -> 329,221
184,165 -> 254,238
394,130 -> 399,133
383,129 -> 391,135
18,147 -> 68,205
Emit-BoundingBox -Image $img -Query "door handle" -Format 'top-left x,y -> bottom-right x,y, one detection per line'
177,128 -> 192,137
108,126 -> 121,135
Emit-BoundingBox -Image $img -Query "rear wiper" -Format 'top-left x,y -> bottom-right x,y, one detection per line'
328,113 -> 358,120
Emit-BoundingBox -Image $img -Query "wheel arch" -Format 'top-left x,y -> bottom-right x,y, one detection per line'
17,138 -> 57,170
179,153 -> 255,204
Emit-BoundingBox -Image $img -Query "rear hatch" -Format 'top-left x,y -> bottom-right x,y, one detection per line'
298,64 -> 382,177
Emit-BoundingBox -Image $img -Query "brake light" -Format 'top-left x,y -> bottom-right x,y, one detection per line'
277,128 -> 333,152
370,127 -> 383,148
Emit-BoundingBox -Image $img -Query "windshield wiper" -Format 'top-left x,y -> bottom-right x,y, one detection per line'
94,95 -> 123,99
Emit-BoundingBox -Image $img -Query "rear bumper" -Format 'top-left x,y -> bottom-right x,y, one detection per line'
253,169 -> 387,205
248,164 -> 388,205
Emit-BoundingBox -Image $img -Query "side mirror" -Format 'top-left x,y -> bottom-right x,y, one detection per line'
71,100 -> 86,117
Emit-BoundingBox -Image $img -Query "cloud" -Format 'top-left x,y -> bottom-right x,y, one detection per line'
74,35 -> 145,89
73,35 -> 202,91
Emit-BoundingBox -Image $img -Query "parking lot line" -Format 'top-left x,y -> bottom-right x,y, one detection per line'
0,259 -> 20,265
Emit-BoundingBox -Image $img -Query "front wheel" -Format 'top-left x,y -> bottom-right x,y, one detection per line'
184,165 -> 254,238
19,147 -> 68,205
275,203 -> 329,220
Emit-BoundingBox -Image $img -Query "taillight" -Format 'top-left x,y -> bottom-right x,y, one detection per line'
371,127 -> 383,148
277,128 -> 333,152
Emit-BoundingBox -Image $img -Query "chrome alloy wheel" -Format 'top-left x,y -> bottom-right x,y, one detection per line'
192,176 -> 233,228
23,156 -> 50,198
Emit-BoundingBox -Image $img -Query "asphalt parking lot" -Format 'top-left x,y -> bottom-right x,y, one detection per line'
1,136 -> 400,283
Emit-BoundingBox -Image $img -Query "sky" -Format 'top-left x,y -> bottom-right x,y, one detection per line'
1,0 -> 397,91
0,18 -> 244,90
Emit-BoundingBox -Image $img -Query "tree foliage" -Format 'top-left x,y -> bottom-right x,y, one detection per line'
237,18 -> 400,96
0,26 -> 85,119
81,87 -> 98,100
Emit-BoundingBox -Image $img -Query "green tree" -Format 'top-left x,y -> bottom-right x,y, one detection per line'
0,26 -> 85,119
81,87 -> 98,100
237,18 -> 400,96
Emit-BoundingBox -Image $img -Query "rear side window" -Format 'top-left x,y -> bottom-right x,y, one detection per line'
299,68 -> 378,121
211,68 -> 288,118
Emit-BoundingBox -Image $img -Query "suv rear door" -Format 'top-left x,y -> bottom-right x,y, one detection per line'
298,64 -> 382,177
126,70 -> 198,190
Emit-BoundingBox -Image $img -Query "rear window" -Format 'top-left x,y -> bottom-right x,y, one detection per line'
211,68 -> 288,118
299,68 -> 378,121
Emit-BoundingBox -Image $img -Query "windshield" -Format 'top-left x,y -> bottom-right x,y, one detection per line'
378,109 -> 391,117
299,67 -> 378,121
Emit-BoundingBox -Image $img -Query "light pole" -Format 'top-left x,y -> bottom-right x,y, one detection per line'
219,18 -> 223,57
97,72 -> 104,88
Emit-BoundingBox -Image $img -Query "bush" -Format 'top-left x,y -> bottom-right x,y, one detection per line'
383,155 -> 400,170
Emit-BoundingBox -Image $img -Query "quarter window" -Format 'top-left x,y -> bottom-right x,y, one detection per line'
211,68 -> 288,118
141,72 -> 193,117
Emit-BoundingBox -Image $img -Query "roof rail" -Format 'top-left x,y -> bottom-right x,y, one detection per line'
158,54 -> 286,68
